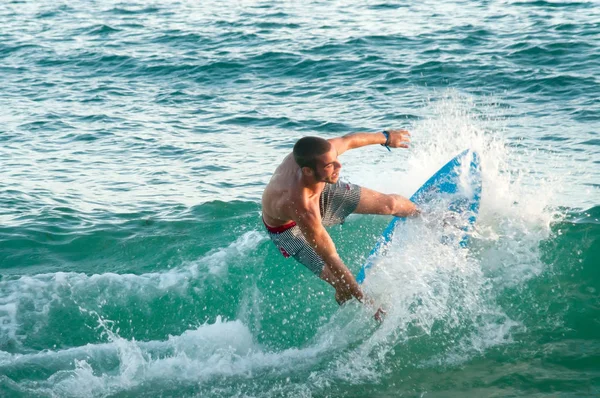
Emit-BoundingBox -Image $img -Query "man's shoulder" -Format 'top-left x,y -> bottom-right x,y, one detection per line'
290,192 -> 321,220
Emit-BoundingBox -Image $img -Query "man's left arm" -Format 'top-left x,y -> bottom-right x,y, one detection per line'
328,129 -> 410,155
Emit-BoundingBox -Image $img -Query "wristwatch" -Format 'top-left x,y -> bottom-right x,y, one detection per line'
381,130 -> 391,151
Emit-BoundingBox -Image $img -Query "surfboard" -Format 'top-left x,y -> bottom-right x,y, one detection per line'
356,149 -> 482,284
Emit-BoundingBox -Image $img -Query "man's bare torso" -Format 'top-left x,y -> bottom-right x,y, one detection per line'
262,154 -> 322,227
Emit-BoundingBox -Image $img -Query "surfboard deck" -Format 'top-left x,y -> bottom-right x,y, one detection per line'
357,149 -> 482,284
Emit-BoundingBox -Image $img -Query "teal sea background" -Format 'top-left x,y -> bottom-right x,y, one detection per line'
1,0 -> 599,397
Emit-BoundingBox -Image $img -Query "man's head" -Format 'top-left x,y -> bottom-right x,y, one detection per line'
293,136 -> 341,184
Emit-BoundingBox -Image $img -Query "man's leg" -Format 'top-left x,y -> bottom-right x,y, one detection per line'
354,187 -> 419,217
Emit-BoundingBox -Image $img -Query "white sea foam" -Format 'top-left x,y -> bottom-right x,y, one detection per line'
0,231 -> 266,349
3,316 -> 330,397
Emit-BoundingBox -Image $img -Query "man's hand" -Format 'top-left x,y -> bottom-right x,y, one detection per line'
361,295 -> 387,322
374,307 -> 386,322
385,129 -> 411,149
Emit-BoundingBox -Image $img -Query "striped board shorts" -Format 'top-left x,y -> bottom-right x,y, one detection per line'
263,180 -> 362,276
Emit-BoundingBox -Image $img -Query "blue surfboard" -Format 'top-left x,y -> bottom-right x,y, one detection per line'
356,149 -> 482,284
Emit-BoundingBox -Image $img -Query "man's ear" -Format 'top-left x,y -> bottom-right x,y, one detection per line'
301,166 -> 314,177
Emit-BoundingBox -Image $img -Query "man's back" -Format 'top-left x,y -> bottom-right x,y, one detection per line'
261,154 -> 306,227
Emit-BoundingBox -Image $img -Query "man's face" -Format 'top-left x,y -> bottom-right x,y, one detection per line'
313,147 -> 341,184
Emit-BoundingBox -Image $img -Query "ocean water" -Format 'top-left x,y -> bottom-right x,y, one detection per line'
1,0 -> 599,397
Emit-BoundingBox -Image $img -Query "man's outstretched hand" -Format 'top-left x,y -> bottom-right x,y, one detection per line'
386,129 -> 411,149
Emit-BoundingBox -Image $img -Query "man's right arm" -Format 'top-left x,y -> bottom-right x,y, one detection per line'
294,209 -> 364,303
328,129 -> 410,155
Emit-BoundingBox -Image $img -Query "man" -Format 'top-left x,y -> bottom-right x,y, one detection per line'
261,130 -> 419,315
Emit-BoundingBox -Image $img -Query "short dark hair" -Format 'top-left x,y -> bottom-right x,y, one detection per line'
293,137 -> 332,169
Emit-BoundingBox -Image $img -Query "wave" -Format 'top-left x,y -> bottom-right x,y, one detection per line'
0,315 -> 336,398
2,208 -> 595,397
0,230 -> 266,352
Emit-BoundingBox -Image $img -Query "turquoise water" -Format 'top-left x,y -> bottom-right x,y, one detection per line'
1,0 -> 599,396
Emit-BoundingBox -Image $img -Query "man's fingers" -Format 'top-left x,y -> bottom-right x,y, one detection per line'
389,130 -> 411,146
390,129 -> 410,136
389,142 -> 409,148
374,308 -> 386,322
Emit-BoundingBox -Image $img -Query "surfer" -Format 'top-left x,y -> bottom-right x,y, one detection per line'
262,130 -> 419,319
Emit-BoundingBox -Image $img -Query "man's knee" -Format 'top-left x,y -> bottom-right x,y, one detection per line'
390,194 -> 419,217
383,194 -> 400,215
